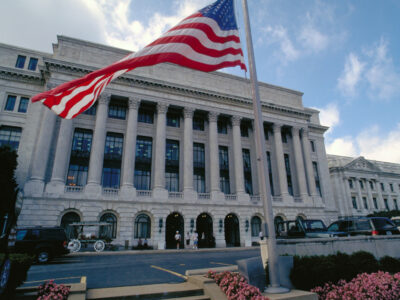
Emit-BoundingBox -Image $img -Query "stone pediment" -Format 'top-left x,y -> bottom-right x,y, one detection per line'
344,156 -> 381,172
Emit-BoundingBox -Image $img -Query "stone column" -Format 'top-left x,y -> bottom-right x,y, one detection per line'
342,176 -> 352,217
377,180 -> 385,209
272,124 -> 288,197
231,116 -> 246,199
208,112 -> 221,199
292,127 -> 308,200
24,83 -> 58,196
153,102 -> 168,198
45,118 -> 74,194
355,178 -> 363,213
85,93 -> 110,195
183,107 -> 195,197
120,98 -> 140,199
301,129 -> 317,197
366,179 -> 374,213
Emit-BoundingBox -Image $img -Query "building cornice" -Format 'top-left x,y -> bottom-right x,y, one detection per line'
43,58 -> 313,121
0,66 -> 44,86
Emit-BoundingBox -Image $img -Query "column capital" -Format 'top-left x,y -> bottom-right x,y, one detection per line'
98,93 -> 111,105
291,126 -> 301,136
208,111 -> 219,122
128,97 -> 140,110
157,102 -> 168,114
272,123 -> 283,132
231,115 -> 242,126
184,107 -> 195,118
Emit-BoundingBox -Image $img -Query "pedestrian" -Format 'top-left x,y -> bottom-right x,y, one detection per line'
259,230 -> 264,241
192,231 -> 198,250
174,231 -> 181,249
185,232 -> 190,248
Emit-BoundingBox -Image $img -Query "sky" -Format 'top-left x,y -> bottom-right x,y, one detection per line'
1,0 -> 400,164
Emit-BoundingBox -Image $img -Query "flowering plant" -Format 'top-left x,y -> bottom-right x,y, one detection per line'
207,270 -> 269,300
37,280 -> 70,300
311,271 -> 400,300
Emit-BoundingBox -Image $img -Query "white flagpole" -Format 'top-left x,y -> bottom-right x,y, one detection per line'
241,0 -> 289,293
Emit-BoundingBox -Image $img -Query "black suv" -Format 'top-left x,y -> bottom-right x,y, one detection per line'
327,217 -> 400,237
11,227 -> 69,263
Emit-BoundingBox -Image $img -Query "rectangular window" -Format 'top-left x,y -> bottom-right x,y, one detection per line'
393,199 -> 398,210
15,55 -> 26,68
165,140 -> 179,192
267,151 -> 274,196
5,95 -> 16,111
193,116 -> 204,131
384,198 -> 389,210
67,129 -> 93,186
104,133 -> 123,160
363,197 -> 368,209
217,117 -> 228,134
18,97 -> 29,113
348,179 -> 353,189
313,161 -> 322,197
102,167 -> 121,188
134,136 -> 152,190
219,146 -> 230,194
373,197 -> 378,209
138,107 -> 154,124
242,149 -> 253,195
369,181 -> 374,190
0,126 -> 22,150
284,154 -> 293,196
108,100 -> 127,120
282,131 -> 288,143
264,125 -> 270,140
193,143 -> 205,193
381,183 -> 385,191
240,122 -> 249,137
310,140 -> 315,152
390,183 -> 394,192
27,57 -> 38,71
359,180 -> 364,189
352,196 -> 357,209
102,133 -> 123,188
166,112 -> 180,127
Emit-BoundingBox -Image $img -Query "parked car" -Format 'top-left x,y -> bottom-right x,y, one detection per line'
10,227 -> 69,263
327,217 -> 400,237
275,219 -> 337,238
391,216 -> 400,231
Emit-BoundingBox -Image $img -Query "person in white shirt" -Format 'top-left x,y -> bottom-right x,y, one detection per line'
174,231 -> 181,249
192,231 -> 198,249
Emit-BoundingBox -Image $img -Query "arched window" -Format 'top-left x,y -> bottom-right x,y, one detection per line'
135,214 -> 151,238
100,213 -> 117,239
251,216 -> 261,237
274,216 -> 284,233
60,212 -> 80,239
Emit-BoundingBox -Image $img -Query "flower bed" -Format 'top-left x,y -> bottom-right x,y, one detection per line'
311,271 -> 400,300
207,270 -> 269,300
37,280 -> 70,300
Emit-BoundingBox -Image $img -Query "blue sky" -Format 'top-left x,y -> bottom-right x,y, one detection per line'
1,0 -> 399,163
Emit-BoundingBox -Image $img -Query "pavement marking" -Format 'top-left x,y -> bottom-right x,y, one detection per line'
210,262 -> 234,266
24,276 -> 82,284
179,263 -> 185,266
80,276 -> 87,284
150,265 -> 187,279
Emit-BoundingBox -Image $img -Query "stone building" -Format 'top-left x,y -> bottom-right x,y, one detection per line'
0,36 -> 337,248
328,154 -> 400,219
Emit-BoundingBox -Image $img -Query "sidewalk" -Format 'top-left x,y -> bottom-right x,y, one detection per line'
68,245 -> 259,256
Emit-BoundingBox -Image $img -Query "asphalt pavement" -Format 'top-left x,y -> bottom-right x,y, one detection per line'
23,247 -> 261,289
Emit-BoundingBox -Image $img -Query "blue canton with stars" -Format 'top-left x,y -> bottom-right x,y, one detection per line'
199,0 -> 238,31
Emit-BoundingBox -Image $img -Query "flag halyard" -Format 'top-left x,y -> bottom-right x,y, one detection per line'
32,0 -> 246,119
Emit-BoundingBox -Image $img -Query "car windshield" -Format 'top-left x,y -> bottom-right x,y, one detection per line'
392,219 -> 400,226
372,218 -> 395,229
302,220 -> 327,232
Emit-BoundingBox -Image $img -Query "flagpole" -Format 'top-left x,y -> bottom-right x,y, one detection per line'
241,0 -> 289,293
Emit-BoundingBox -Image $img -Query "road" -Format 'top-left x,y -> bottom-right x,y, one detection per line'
23,248 -> 261,289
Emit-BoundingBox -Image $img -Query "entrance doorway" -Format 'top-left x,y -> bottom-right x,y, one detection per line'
166,212 -> 184,249
196,213 -> 214,248
224,213 -> 240,247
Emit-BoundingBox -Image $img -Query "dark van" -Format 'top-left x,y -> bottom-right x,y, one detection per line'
327,217 -> 400,237
12,227 -> 69,263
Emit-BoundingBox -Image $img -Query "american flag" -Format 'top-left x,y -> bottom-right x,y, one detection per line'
32,0 -> 246,119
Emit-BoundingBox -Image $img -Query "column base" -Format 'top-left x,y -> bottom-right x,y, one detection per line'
120,185 -> 136,200
45,180 -> 65,196
237,192 -> 250,202
183,189 -> 197,201
215,238 -> 226,248
157,241 -> 165,250
23,179 -> 45,197
245,239 -> 252,247
153,188 -> 168,199
85,183 -> 102,197
211,191 -> 224,201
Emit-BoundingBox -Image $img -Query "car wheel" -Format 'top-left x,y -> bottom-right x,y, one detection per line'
37,250 -> 50,263
0,259 -> 11,295
94,240 -> 105,252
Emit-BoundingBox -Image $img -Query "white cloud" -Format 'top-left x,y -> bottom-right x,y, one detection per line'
298,26 -> 329,53
264,25 -> 300,64
337,53 -> 365,97
314,103 -> 340,134
326,124 -> 400,164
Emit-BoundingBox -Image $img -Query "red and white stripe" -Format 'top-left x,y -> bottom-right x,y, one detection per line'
32,11 -> 246,119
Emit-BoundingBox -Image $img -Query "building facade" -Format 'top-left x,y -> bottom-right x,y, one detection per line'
328,154 -> 400,218
0,36 -> 337,248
